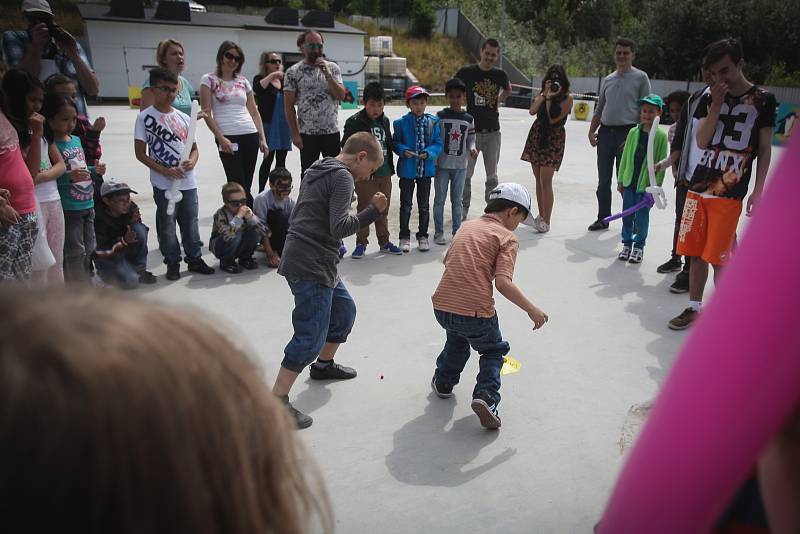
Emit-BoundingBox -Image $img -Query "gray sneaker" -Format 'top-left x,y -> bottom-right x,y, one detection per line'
433,233 -> 446,245
278,395 -> 312,429
418,237 -> 430,251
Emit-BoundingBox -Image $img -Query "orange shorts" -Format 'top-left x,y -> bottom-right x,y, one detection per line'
676,191 -> 742,265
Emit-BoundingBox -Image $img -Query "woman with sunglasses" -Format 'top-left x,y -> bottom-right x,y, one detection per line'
201,41 -> 268,208
140,40 -> 194,116
253,52 -> 291,193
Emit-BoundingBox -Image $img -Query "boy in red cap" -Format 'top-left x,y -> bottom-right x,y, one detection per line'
392,85 -> 443,252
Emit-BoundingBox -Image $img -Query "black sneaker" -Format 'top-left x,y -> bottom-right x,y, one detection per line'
588,219 -> 609,231
166,262 -> 181,281
431,374 -> 454,399
669,271 -> 690,294
138,270 -> 157,284
471,392 -> 501,429
187,257 -> 215,275
221,261 -> 242,274
309,360 -> 357,380
657,257 -> 683,273
239,257 -> 258,270
278,395 -> 312,429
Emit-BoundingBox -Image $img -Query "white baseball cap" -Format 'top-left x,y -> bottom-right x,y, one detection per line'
488,182 -> 536,226
21,0 -> 53,16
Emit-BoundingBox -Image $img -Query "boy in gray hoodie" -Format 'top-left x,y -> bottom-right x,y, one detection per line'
274,132 -> 387,428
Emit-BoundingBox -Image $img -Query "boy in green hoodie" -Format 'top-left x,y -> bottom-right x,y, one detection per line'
616,94 -> 668,263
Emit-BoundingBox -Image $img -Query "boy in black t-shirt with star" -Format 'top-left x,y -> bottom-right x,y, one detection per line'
668,38 -> 776,331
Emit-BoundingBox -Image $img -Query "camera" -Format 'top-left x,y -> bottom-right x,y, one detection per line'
551,80 -> 561,92
47,22 -> 70,42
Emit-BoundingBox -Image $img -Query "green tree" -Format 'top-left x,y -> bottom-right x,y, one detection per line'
410,0 -> 436,37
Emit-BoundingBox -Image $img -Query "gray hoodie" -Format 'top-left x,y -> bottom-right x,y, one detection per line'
278,158 -> 380,287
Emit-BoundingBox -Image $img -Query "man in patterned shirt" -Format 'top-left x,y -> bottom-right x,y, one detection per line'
2,0 -> 99,118
283,30 -> 346,178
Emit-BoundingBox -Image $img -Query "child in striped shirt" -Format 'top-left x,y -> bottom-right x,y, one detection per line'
430,183 -> 548,429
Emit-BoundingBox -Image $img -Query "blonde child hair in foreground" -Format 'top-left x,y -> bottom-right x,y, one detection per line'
0,288 -> 331,534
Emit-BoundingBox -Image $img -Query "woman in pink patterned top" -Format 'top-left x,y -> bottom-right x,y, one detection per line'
0,88 -> 38,282
201,41 -> 269,208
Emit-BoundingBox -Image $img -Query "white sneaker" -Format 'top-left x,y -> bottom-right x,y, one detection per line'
418,237 -> 430,251
533,215 -> 548,233
538,221 -> 550,233
399,239 -> 411,253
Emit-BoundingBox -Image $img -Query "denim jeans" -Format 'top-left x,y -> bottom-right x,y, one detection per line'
596,125 -> 634,219
211,225 -> 261,262
152,187 -> 202,265
63,208 -> 95,284
282,279 -> 357,373
398,177 -> 431,240
94,222 -> 148,289
463,130 -> 501,212
433,309 -> 510,405
433,167 -> 467,237
621,186 -> 651,248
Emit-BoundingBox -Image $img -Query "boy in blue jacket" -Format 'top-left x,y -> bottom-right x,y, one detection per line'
393,85 -> 443,252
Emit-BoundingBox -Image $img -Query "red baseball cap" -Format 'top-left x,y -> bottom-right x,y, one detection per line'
405,85 -> 430,101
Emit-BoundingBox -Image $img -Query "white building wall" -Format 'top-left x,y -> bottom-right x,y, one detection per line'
85,20 -> 365,99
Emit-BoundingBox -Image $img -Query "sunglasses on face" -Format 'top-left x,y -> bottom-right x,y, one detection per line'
224,52 -> 242,62
268,59 -> 282,65
305,43 -> 323,50
225,198 -> 246,207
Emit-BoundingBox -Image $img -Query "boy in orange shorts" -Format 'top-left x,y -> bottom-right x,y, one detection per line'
668,38 -> 775,330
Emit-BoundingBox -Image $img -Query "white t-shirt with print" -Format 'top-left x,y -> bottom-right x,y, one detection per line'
134,106 -> 197,191
200,73 -> 257,136
283,60 -> 342,135
35,138 -> 60,202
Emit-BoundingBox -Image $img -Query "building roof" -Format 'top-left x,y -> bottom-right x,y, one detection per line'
76,4 -> 366,36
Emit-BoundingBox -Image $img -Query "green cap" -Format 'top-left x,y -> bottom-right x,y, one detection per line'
639,93 -> 664,108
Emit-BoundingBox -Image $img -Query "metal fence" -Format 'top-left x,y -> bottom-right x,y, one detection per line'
513,76 -> 800,106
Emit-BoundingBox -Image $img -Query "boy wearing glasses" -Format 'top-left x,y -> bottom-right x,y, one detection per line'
93,181 -> 156,289
254,167 -> 295,267
210,182 -> 267,274
134,67 -> 215,281
284,30 -> 346,178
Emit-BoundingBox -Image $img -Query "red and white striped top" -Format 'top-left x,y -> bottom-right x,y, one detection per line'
431,213 -> 518,318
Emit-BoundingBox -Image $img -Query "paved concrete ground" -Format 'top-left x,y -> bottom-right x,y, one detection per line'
95,103 -> 785,533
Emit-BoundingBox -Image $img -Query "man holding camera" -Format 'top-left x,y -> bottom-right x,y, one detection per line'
284,29 -> 346,178
2,0 -> 99,118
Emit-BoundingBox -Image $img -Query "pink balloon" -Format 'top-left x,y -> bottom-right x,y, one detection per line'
599,136 -> 800,533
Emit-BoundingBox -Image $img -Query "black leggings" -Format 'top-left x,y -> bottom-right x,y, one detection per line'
217,132 -> 260,207
258,149 -> 288,193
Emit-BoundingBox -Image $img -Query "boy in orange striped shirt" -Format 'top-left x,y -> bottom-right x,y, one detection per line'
430,183 -> 549,429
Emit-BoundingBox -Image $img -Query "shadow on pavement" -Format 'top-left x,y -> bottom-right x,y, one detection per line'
385,393 -> 516,487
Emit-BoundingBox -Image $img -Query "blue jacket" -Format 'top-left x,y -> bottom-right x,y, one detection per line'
392,112 -> 443,179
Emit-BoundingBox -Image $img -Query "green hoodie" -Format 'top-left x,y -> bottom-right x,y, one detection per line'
617,124 -> 669,192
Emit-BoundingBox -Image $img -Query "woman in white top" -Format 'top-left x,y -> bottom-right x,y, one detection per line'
201,41 -> 268,207
140,39 -> 195,117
